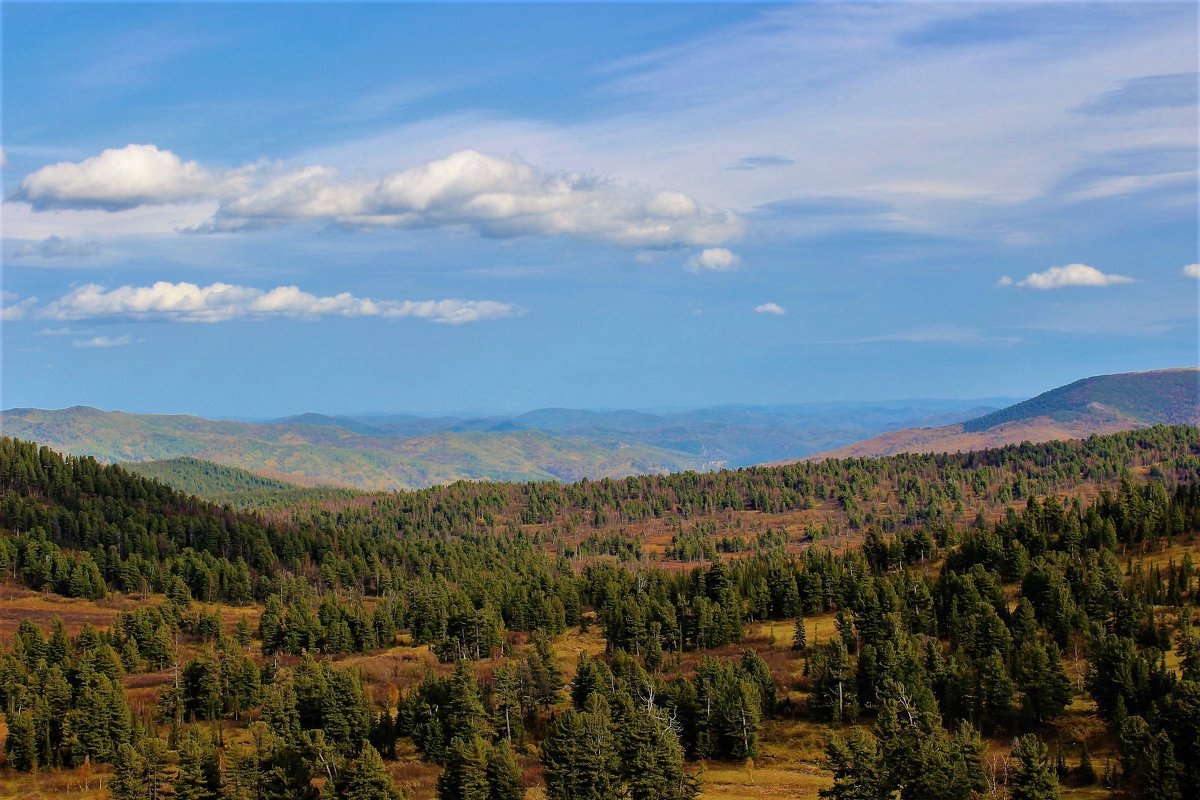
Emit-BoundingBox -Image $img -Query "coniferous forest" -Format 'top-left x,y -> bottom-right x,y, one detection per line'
0,427 -> 1197,799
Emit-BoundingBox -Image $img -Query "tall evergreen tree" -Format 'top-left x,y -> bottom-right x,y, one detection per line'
486,739 -> 525,800
1009,735 -> 1060,800
437,736 -> 491,800
344,743 -> 403,800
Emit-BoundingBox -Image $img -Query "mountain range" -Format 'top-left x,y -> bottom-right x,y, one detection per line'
800,368 -> 1198,461
0,399 -> 1001,490
2,368 -> 1193,490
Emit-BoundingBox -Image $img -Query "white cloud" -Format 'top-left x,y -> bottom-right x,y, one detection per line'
39,280 -> 521,325
0,147 -> 7,168
1014,263 -> 1135,289
17,146 -> 743,249
1184,263 -> 1200,279
17,144 -> 217,210
72,335 -> 132,348
754,302 -> 785,315
995,276 -> 1014,287
0,293 -> 37,321
685,247 -> 741,272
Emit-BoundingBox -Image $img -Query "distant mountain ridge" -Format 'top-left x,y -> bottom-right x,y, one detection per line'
0,399 -> 1000,490
801,368 -> 1199,461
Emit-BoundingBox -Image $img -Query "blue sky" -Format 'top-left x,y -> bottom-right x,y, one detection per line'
2,2 -> 1197,417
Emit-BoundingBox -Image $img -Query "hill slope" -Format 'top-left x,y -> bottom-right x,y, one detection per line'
801,368 -> 1199,461
0,400 -> 999,489
0,407 -> 707,489
120,456 -> 361,508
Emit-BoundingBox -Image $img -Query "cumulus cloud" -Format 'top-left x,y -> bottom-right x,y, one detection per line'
39,281 -> 521,325
685,247 -> 742,272
1012,263 -> 1135,290
1184,263 -> 1200,279
754,302 -> 785,315
15,235 -> 101,259
0,292 -> 37,321
17,144 -> 217,210
72,335 -> 132,348
18,145 -> 743,248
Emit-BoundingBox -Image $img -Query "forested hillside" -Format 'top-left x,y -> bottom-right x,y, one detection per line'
120,457 -> 361,509
0,427 -> 1196,799
805,369 -> 1199,461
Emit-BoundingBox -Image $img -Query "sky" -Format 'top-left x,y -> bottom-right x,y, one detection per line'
1,2 -> 1197,417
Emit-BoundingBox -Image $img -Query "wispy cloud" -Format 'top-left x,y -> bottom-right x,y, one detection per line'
17,145 -> 743,249
1002,263 -> 1135,290
36,326 -> 87,336
1184,263 -> 1200,279
1075,72 -> 1198,116
685,247 -> 741,272
728,155 -> 795,171
820,326 -> 1020,346
754,302 -> 785,315
72,335 -> 132,348
15,235 -> 101,259
39,280 -> 522,325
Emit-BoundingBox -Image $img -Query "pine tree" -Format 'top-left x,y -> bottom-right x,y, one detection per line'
487,739 -> 525,800
175,730 -> 221,800
109,743 -> 148,800
1077,743 -> 1096,785
820,729 -> 887,800
437,736 -> 490,800
344,743 -> 403,800
792,616 -> 807,652
4,709 -> 38,771
1010,735 -> 1060,800
542,696 -> 622,800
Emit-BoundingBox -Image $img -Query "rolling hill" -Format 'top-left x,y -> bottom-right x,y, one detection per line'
119,456 -> 361,508
800,368 -> 1199,461
0,400 -> 999,490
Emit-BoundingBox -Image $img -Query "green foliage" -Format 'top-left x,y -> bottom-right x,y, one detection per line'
344,743 -> 403,800
1010,735 -> 1060,800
